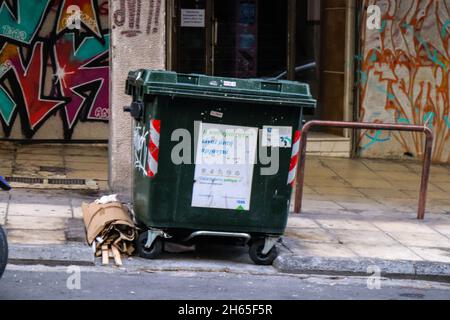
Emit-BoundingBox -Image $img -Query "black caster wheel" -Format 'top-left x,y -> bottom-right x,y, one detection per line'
0,226 -> 8,279
249,238 -> 278,266
136,232 -> 163,259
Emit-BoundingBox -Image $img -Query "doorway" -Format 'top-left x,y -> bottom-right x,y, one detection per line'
166,0 -> 353,156
168,0 -> 295,79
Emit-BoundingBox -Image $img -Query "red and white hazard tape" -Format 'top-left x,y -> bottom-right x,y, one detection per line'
147,119 -> 161,178
287,130 -> 301,186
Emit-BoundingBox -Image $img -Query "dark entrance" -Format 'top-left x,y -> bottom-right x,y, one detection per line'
167,0 -> 350,138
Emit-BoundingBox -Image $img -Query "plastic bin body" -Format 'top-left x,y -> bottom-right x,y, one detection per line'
126,70 -> 316,237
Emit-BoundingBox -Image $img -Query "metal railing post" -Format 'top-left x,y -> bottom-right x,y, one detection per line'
293,121 -> 434,220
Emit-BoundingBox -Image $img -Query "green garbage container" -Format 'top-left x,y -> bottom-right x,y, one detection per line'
124,70 -> 316,265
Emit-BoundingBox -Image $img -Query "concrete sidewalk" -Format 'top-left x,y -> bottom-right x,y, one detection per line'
1,156 -> 450,280
280,157 -> 450,280
0,142 -> 108,191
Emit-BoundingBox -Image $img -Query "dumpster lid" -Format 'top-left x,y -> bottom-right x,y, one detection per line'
126,70 -> 316,108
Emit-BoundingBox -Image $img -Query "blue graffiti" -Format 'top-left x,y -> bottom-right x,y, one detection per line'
375,85 -> 396,101
416,33 -> 448,71
423,112 -> 435,128
441,19 -> 450,38
0,0 -> 50,44
0,86 -> 15,125
360,130 -> 392,151
397,117 -> 410,124
444,116 -> 450,129
74,34 -> 111,62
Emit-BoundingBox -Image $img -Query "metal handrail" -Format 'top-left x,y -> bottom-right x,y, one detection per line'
293,121 -> 434,220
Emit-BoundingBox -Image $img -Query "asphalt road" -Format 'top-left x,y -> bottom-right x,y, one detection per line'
1,265 -> 450,300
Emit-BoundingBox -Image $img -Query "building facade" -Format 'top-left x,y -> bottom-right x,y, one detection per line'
0,0 -> 448,196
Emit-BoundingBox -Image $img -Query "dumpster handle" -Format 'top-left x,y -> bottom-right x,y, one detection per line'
293,121 -> 434,220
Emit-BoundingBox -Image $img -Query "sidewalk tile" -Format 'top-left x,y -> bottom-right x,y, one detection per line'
315,218 -> 379,231
15,154 -> 63,162
285,228 -> 336,243
9,190 -> 70,204
72,206 -> 83,219
16,147 -> 63,155
14,158 -> 64,166
357,188 -> 412,200
320,158 -> 369,170
291,242 -> 356,258
302,199 -> 344,210
375,171 -> 421,182
386,231 -> 450,248
346,244 -> 423,261
345,179 -> 393,189
337,170 -> 381,180
372,221 -> 437,234
7,203 -> 71,218
376,199 -> 417,212
429,174 -> 450,183
312,187 -> 364,197
426,206 -> 447,215
64,155 -> 108,164
323,195 -> 375,203
335,201 -> 388,212
6,229 -> 66,245
425,191 -> 450,200
6,216 -> 67,231
304,168 -> 337,178
432,182 -> 450,192
300,194 -> 331,201
427,223 -> 450,237
287,217 -> 321,229
361,160 -> 412,172
305,177 -> 349,188
409,247 -> 450,263
65,162 -> 108,171
303,186 -> 318,195
330,229 -> 399,246
382,181 -> 442,192
66,170 -> 107,180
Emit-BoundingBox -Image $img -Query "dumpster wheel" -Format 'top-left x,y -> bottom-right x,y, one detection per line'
136,231 -> 163,259
249,238 -> 278,266
0,226 -> 7,279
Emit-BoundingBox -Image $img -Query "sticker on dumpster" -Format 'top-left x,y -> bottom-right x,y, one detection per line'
210,111 -> 223,118
261,126 -> 293,148
191,123 -> 258,211
223,81 -> 237,87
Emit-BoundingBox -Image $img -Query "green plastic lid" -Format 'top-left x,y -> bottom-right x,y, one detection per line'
126,69 -> 316,108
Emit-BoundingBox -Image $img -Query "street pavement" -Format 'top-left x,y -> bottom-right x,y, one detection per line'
2,146 -> 450,295
1,264 -> 450,300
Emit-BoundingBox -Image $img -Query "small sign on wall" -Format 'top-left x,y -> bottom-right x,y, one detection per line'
181,9 -> 205,27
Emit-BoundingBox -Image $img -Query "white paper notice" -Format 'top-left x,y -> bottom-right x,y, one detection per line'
192,123 -> 258,211
261,126 -> 293,148
181,9 -> 205,27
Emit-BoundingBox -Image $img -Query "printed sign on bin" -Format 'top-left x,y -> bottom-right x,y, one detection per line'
191,123 -> 258,211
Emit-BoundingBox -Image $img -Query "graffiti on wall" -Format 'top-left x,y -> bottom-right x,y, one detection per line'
112,0 -> 162,37
0,0 -> 109,139
359,0 -> 450,162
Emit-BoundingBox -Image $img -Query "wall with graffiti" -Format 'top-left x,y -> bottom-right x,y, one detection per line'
0,0 -> 109,140
358,0 -> 450,163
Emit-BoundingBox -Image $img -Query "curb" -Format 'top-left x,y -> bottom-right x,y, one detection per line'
273,254 -> 450,282
8,243 -> 95,266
